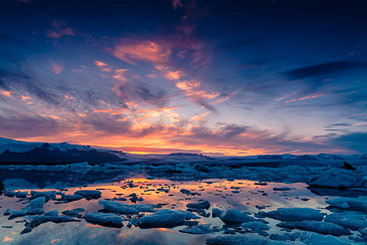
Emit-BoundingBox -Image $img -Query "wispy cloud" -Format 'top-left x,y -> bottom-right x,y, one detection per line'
47,20 -> 75,39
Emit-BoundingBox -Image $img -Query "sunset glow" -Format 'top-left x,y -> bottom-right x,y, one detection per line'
0,0 -> 366,156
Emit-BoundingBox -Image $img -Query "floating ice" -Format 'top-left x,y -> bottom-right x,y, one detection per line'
21,214 -> 80,234
308,169 -> 367,189
212,208 -> 254,225
74,190 -> 102,200
325,213 -> 367,230
277,221 -> 351,236
85,212 -> 124,228
241,221 -> 270,232
206,235 -> 290,245
179,224 -> 211,234
258,207 -> 323,222
186,200 -> 210,210
99,200 -> 156,214
326,196 -> 367,211
138,209 -> 186,228
6,197 -> 45,220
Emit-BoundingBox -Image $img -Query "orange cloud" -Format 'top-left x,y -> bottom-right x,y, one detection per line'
112,39 -> 171,64
0,90 -> 12,97
64,94 -> 73,100
191,111 -> 209,122
21,95 -> 31,101
286,92 -> 327,103
94,60 -> 108,67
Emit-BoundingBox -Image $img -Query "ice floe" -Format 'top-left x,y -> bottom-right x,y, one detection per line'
99,200 -> 156,214
137,209 -> 186,228
85,212 -> 124,228
212,208 -> 255,225
257,208 -> 324,222
74,190 -> 102,200
326,196 -> 367,211
277,221 -> 351,236
179,224 -> 211,234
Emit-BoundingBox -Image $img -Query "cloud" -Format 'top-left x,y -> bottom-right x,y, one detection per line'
172,0 -> 183,9
329,132 -> 367,153
284,60 -> 367,80
0,115 -> 65,138
51,63 -> 63,74
285,92 -> 327,103
0,90 -> 12,97
112,39 -> 171,64
47,20 -> 75,39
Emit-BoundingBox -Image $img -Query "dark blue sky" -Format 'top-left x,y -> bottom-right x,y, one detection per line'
0,0 -> 366,155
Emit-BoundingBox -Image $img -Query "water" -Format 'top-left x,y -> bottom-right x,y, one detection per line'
0,167 -> 339,245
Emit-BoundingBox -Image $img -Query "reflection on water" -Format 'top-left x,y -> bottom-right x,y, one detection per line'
0,172 -> 329,245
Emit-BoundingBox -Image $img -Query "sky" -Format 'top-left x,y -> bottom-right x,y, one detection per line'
0,0 -> 366,156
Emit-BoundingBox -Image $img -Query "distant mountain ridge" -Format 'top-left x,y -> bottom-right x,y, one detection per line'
0,137 -> 365,165
0,138 -> 125,164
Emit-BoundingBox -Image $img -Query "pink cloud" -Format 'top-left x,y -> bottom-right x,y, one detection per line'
172,0 -> 183,9
47,20 -> 75,38
286,92 -> 327,103
51,63 -> 63,74
112,39 -> 171,64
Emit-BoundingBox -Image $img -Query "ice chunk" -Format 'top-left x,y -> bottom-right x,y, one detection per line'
299,232 -> 350,245
277,221 -> 351,236
180,224 -> 211,234
85,212 -> 124,228
15,191 -> 28,198
185,211 -> 201,220
8,197 -> 45,219
138,209 -> 186,228
273,187 -> 291,191
99,200 -> 156,214
212,208 -> 254,225
326,196 -> 367,211
30,191 -> 57,201
62,194 -> 83,202
308,169 -> 366,189
242,221 -> 270,232
258,208 -> 323,222
21,214 -> 80,234
44,210 -> 58,216
325,213 -> 367,230
74,190 -> 102,200
62,208 -> 85,218
207,235 -> 289,245
186,200 -> 210,210
4,190 -> 15,197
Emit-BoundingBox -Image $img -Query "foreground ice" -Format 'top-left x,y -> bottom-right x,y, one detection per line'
4,196 -> 45,219
241,221 -> 270,232
325,213 -> 367,230
308,169 -> 367,189
99,200 -> 157,214
85,212 -> 124,228
137,209 -> 186,228
257,208 -> 323,222
326,196 -> 367,211
299,232 -> 350,245
74,190 -> 102,200
277,221 -> 351,236
206,235 -> 294,245
179,224 -> 211,234
212,208 -> 255,225
21,214 -> 80,234
186,200 -> 210,209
